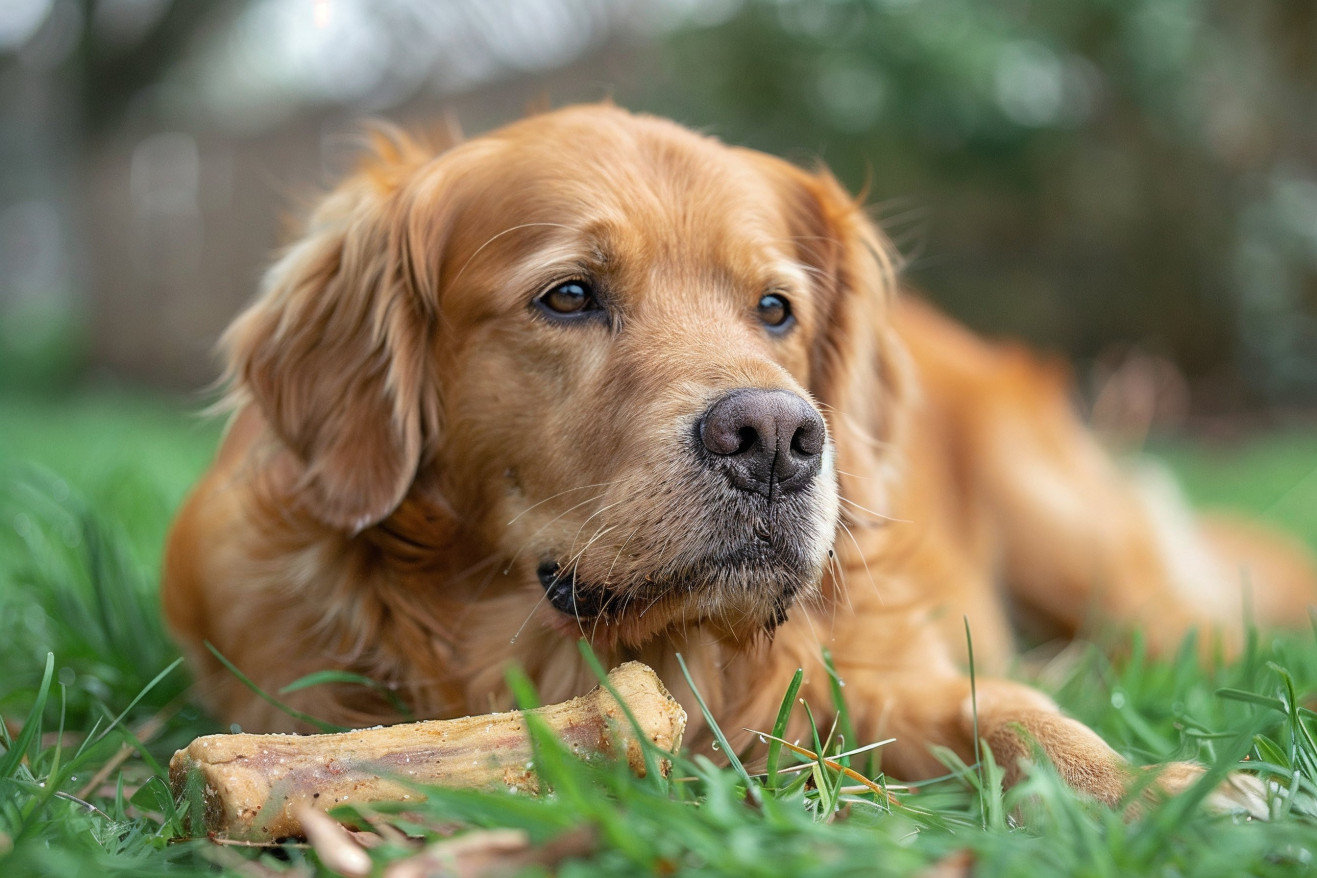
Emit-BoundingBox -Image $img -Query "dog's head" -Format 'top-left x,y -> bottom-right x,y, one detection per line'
224,105 -> 905,648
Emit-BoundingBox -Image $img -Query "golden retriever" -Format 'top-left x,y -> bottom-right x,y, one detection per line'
163,104 -> 1317,807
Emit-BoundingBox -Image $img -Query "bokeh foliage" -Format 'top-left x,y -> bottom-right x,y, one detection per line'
649,0 -> 1317,407
2,0 -> 1314,407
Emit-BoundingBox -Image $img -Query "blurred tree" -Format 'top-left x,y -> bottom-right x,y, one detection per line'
0,0 -> 239,389
4,0 -> 1314,409
649,0 -> 1317,410
74,0 -> 239,139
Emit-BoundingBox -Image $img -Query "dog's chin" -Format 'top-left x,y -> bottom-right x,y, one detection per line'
537,550 -> 824,648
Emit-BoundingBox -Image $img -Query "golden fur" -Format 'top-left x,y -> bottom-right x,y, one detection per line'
163,105 -> 1317,806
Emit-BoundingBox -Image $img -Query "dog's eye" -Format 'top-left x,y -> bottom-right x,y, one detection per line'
538,280 -> 598,316
758,293 -> 793,330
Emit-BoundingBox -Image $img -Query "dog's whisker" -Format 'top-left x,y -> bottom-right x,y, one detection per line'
834,410 -> 898,453
783,258 -> 829,283
828,544 -> 857,619
825,549 -> 846,603
441,552 -> 504,587
587,599 -> 610,642
838,494 -> 904,524
505,481 -> 618,526
509,586 -> 554,646
510,491 -> 608,547
835,468 -> 893,482
447,553 -> 508,608
794,596 -> 826,655
869,201 -> 935,229
635,581 -> 668,620
810,398 -> 895,449
836,519 -> 882,604
819,548 -> 841,606
565,499 -> 626,557
839,509 -> 881,531
603,526 -> 642,587
504,492 -> 608,572
589,588 -> 633,642
451,221 -> 577,289
563,524 -> 619,575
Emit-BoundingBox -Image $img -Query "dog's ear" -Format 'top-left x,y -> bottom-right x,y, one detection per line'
221,135 -> 444,533
768,163 -> 910,504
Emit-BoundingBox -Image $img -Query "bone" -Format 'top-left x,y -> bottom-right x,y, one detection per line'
169,661 -> 686,841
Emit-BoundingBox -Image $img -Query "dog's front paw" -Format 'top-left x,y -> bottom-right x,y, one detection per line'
1147,762 -> 1271,820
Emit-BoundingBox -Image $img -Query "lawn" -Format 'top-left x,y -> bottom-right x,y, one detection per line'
1,386 -> 1316,876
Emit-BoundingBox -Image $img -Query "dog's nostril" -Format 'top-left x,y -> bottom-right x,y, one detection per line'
791,421 -> 824,457
736,426 -> 758,455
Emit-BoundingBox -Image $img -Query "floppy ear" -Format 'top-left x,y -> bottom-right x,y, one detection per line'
772,164 -> 910,508
221,137 -> 444,533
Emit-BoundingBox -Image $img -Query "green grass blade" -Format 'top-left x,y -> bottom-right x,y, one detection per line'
1216,687 -> 1287,712
674,652 -> 761,806
279,668 -> 413,719
88,657 -> 183,748
963,615 -> 991,829
1,652 -> 55,777
203,641 -> 346,733
765,667 -> 804,788
821,649 -> 857,765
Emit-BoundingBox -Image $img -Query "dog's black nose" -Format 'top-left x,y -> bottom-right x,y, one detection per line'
699,389 -> 825,495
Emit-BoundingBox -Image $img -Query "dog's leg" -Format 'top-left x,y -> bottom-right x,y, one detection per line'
833,669 -> 1123,801
837,670 -> 1264,814
968,358 -> 1316,655
896,302 -> 1316,655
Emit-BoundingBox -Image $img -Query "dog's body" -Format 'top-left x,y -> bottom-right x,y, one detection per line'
163,105 -> 1316,805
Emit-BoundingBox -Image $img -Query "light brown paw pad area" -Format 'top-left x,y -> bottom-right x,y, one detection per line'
1149,762 -> 1272,820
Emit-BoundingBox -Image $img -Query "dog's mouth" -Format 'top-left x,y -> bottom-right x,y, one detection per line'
536,547 -> 810,639
537,560 -> 608,618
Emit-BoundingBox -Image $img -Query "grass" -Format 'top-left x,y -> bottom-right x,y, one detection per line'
1,386 -> 1316,876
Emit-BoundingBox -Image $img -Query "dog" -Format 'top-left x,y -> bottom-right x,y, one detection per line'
163,104 -> 1317,808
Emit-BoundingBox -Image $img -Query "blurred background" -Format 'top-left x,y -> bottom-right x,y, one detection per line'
1,0 -> 1316,419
